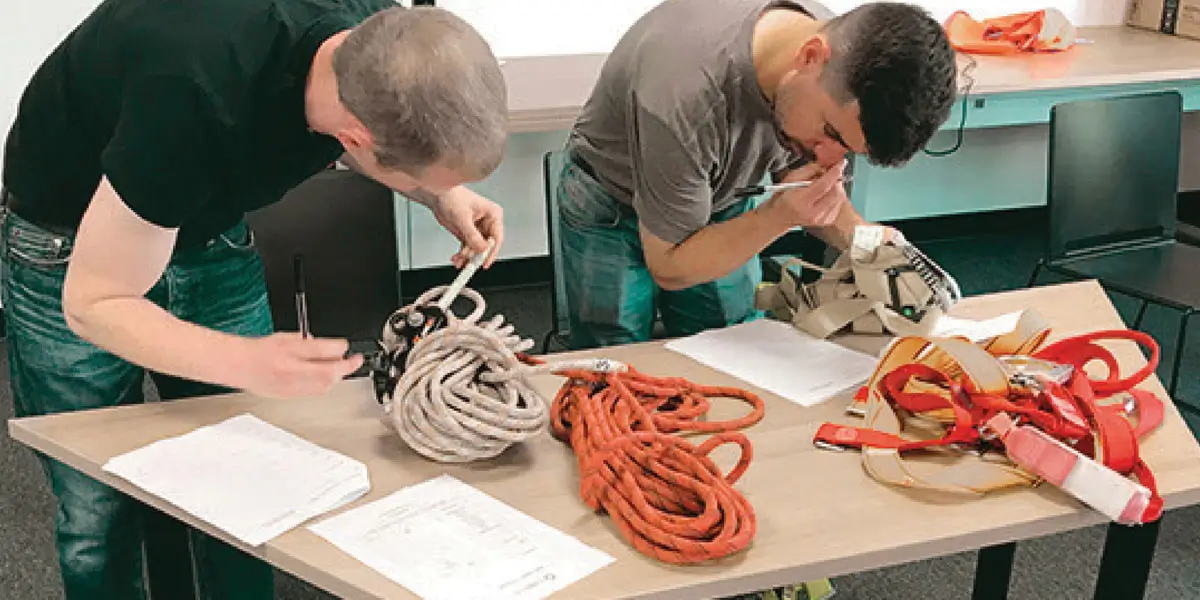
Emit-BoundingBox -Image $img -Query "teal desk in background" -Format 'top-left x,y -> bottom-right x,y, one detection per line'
845,26 -> 1200,222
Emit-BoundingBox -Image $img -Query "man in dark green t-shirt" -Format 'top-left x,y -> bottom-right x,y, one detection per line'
1,1 -> 508,598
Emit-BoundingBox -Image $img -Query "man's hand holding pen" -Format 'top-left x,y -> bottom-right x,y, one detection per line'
227,253 -> 362,401
758,160 -> 849,230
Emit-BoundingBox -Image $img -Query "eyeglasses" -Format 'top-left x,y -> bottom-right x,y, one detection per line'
769,102 -> 851,169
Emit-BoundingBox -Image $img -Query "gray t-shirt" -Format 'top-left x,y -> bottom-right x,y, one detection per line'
565,0 -> 837,245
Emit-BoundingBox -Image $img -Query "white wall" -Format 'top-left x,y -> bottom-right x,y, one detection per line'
1,0 -> 104,167
435,0 -> 666,58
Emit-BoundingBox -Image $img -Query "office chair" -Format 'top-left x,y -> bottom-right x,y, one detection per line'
246,167 -> 401,345
1028,90 -> 1199,414
1025,90 -> 1200,600
542,150 -> 572,353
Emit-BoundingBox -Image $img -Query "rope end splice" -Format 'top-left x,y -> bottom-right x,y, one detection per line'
549,367 -> 766,565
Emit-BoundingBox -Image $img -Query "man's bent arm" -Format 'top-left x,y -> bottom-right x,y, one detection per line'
640,201 -> 794,291
62,178 -> 259,389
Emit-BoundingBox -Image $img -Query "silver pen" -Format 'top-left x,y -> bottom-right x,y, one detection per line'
294,254 -> 310,339
733,176 -> 852,198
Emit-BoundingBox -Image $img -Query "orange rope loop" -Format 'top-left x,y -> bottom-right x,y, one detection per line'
549,367 -> 765,564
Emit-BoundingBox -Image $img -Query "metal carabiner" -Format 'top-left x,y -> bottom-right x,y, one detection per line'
998,355 -> 1073,391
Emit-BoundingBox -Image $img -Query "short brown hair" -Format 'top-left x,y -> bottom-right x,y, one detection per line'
333,7 -> 508,179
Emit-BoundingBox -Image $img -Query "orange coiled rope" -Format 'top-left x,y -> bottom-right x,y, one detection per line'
548,366 -> 766,564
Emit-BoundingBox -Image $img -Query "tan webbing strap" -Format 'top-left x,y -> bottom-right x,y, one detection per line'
917,310 -> 1052,380
756,259 -> 943,339
982,311 -> 1053,355
755,230 -> 952,339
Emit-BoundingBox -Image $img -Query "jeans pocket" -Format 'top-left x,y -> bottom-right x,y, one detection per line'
216,222 -> 256,252
557,163 -> 622,231
3,214 -> 72,272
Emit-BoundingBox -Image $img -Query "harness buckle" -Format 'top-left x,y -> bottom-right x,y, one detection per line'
813,440 -> 851,452
998,356 -> 1073,390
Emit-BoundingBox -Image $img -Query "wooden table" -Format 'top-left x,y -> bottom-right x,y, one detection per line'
10,280 -> 1200,599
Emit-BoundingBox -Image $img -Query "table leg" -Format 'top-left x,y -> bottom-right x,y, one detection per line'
1092,521 -> 1160,600
972,542 -> 1017,600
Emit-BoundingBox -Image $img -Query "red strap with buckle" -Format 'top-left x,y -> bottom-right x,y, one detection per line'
815,327 -> 1167,524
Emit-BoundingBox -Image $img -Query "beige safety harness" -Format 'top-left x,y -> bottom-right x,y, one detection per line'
755,226 -> 962,339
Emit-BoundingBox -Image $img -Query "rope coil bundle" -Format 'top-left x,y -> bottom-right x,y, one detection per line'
549,367 -> 766,564
375,285 -> 549,463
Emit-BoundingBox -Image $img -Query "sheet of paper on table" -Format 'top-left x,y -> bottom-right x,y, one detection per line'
664,318 -> 880,407
102,413 -> 370,547
309,474 -> 615,600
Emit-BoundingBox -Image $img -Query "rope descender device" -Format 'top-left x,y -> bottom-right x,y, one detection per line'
755,225 -> 961,340
364,240 -> 632,464
813,310 -> 1168,525
368,241 -> 495,405
364,239 -> 553,463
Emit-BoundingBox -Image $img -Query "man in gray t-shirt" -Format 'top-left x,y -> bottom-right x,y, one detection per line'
555,0 -> 957,350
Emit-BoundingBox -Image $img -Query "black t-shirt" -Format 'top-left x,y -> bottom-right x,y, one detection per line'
2,0 -> 397,248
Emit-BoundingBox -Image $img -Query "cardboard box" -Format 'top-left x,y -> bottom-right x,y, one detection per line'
1127,0 -> 1200,41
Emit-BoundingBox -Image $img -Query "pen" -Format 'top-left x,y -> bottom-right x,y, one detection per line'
294,254 -> 310,339
733,176 -> 853,198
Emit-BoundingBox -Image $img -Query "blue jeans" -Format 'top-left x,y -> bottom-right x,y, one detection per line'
1,207 -> 275,600
556,153 -> 763,350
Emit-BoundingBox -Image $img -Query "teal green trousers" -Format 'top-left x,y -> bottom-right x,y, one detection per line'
555,153 -> 763,350
1,207 -> 275,600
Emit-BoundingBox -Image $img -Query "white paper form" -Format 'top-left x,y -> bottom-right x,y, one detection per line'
664,318 -> 880,407
102,414 -> 370,547
309,474 -> 614,600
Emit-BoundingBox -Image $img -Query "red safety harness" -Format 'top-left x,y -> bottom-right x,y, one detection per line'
813,311 -> 1166,525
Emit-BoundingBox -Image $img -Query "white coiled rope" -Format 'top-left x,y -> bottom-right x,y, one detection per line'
377,284 -> 626,463
378,284 -> 540,462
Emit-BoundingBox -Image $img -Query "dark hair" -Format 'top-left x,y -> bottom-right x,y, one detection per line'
820,2 -> 957,167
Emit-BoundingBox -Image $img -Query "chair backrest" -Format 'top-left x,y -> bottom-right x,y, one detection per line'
543,149 -> 571,339
1046,90 -> 1182,260
246,168 -> 399,341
